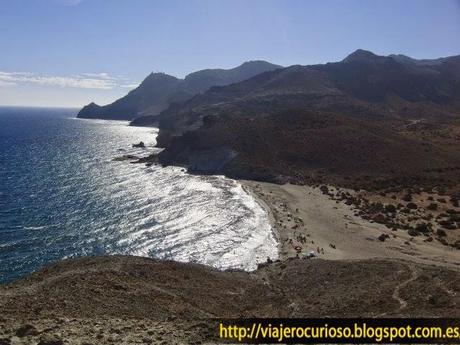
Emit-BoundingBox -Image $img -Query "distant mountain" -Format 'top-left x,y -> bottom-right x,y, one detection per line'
150,49 -> 460,187
77,61 -> 282,121
78,73 -> 182,121
156,49 -> 460,143
389,53 -> 454,66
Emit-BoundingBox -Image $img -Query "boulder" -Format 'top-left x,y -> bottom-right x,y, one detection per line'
132,141 -> 145,148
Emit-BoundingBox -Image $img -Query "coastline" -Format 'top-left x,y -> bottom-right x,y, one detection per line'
241,180 -> 460,269
1,178 -> 459,343
240,181 -> 282,260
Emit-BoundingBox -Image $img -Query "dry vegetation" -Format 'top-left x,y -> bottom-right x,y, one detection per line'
1,256 -> 459,344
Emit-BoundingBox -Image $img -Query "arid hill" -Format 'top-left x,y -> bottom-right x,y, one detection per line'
146,50 -> 460,188
0,256 -> 459,343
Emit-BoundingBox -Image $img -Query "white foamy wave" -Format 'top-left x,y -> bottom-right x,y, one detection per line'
113,158 -> 278,271
22,226 -> 47,230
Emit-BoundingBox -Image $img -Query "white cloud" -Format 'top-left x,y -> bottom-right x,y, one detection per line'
81,72 -> 115,80
120,83 -> 140,88
0,71 -> 135,90
0,80 -> 16,87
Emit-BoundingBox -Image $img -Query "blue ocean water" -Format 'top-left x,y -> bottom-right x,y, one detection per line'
0,107 -> 277,283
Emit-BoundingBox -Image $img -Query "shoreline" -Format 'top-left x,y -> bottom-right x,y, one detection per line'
240,182 -> 282,261
242,180 -> 460,270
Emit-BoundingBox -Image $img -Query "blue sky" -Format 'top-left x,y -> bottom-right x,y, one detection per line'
0,0 -> 459,107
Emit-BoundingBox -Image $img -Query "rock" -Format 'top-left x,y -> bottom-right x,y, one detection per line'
112,154 -> 140,161
0,338 -> 11,345
377,233 -> 390,242
16,324 -> 39,337
132,141 -> 145,148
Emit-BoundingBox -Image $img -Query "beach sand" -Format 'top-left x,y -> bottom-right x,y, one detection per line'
242,181 -> 460,269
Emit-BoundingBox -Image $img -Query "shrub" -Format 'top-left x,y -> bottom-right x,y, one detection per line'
415,223 -> 430,233
436,229 -> 447,237
402,194 -> 412,202
427,203 -> 438,211
408,228 -> 419,236
407,202 -> 418,210
385,204 -> 397,213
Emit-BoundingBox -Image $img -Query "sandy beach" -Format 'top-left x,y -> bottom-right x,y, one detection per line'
242,181 -> 460,270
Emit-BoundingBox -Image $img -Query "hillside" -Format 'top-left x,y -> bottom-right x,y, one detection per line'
76,61 -> 281,121
1,256 -> 459,343
146,50 -> 460,188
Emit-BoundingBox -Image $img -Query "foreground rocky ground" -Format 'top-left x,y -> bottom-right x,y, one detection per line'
1,256 -> 459,344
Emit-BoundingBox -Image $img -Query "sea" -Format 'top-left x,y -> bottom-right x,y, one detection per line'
0,106 -> 277,283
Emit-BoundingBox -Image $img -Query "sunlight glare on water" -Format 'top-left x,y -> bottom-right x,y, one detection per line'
0,108 -> 278,283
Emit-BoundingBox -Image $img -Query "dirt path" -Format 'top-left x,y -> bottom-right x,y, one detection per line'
375,264 -> 419,317
392,265 -> 419,312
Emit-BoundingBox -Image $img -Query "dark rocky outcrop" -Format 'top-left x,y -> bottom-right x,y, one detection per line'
132,141 -> 145,148
77,102 -> 102,119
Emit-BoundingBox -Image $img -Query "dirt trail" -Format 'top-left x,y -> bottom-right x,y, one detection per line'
375,264 -> 419,317
392,265 -> 419,312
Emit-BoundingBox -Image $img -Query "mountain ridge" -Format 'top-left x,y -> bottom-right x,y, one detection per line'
76,60 -> 282,121
142,49 -> 460,189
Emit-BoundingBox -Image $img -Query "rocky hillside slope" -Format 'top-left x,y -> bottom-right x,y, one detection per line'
147,50 -> 460,187
1,256 -> 459,343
